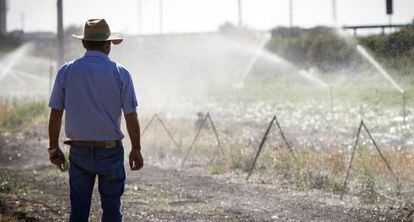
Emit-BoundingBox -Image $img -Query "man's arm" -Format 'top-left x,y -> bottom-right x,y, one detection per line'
125,111 -> 144,171
49,109 -> 63,149
48,109 -> 65,170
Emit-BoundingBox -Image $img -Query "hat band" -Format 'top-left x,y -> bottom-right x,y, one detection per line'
84,31 -> 111,39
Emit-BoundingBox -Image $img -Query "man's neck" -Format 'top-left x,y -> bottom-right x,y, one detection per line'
87,49 -> 109,56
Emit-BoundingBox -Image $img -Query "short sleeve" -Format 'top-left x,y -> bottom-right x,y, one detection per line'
48,65 -> 67,110
120,68 -> 138,115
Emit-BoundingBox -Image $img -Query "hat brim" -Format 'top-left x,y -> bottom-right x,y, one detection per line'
72,34 -> 123,45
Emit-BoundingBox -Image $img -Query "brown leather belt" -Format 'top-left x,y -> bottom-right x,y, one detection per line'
64,140 -> 121,148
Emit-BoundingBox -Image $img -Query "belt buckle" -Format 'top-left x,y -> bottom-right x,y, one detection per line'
104,141 -> 117,148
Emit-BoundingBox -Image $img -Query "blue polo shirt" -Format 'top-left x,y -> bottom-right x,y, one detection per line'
49,50 -> 138,141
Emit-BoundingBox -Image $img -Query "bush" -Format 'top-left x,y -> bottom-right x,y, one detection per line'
358,26 -> 414,75
268,25 -> 414,75
0,101 -> 47,129
0,32 -> 23,52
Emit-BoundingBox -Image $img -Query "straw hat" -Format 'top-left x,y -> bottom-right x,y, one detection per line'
72,19 -> 123,45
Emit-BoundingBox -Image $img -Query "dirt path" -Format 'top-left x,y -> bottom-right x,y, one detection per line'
0,163 -> 403,222
126,166 -> 401,221
0,127 -> 405,221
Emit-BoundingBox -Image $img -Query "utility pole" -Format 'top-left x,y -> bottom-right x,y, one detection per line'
288,0 -> 293,28
386,0 -> 393,32
0,0 -> 7,34
137,0 -> 142,35
49,63 -> 54,96
57,0 -> 64,68
332,0 -> 337,26
159,0 -> 163,34
237,0 -> 242,27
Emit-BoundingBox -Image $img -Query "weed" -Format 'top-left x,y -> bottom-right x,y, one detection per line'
330,177 -> 344,193
208,162 -> 227,175
0,181 -> 13,193
357,167 -> 378,204
0,100 -> 47,129
228,143 -> 250,171
0,98 -> 9,121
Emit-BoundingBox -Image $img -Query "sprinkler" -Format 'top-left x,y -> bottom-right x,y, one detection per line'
329,86 -> 334,115
299,70 -> 333,114
356,45 -> 406,122
235,33 -> 271,88
402,91 -> 407,123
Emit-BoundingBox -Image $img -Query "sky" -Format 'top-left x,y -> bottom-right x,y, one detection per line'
5,0 -> 414,35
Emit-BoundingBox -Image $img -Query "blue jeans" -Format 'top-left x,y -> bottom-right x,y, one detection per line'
69,144 -> 125,222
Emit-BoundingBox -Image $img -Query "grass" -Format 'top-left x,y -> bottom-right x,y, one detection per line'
0,98 -> 8,122
0,168 -> 67,221
140,111 -> 414,208
123,184 -> 225,218
1,66 -> 414,210
0,99 -> 47,130
174,73 -> 414,206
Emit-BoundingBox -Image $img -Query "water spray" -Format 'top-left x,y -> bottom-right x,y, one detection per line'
299,70 -> 334,114
233,40 -> 289,66
234,33 -> 271,88
0,43 -> 32,82
356,45 -> 403,93
299,70 -> 329,88
356,45 -> 406,122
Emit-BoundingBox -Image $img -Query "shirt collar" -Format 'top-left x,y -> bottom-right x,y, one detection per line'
84,50 -> 110,60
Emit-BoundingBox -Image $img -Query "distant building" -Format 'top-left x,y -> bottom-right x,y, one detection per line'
0,0 -> 7,34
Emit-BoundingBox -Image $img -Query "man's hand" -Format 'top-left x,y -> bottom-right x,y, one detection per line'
129,149 -> 144,171
49,148 -> 66,171
49,108 -> 64,171
125,111 -> 143,171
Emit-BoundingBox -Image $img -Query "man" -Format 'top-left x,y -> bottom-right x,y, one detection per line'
48,19 -> 144,222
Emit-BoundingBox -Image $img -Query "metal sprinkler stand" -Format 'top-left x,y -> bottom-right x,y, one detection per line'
274,116 -> 297,162
140,114 -> 181,150
329,86 -> 334,115
141,115 -> 157,136
246,115 -> 296,180
340,119 -> 399,200
207,113 -> 225,158
180,113 -> 225,169
246,116 -> 275,180
402,91 -> 407,123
